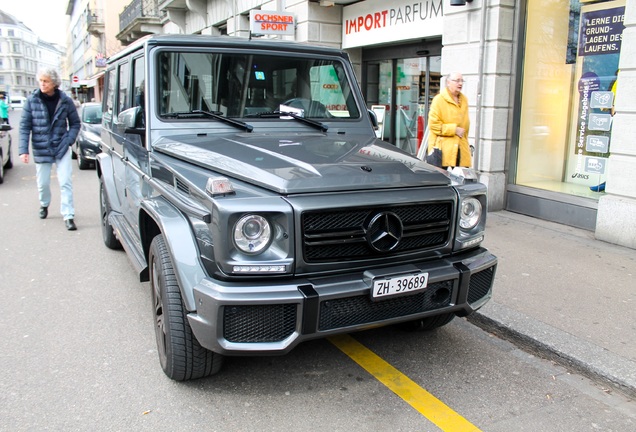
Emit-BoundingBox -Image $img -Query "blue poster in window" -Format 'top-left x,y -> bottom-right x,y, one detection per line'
578,7 -> 625,56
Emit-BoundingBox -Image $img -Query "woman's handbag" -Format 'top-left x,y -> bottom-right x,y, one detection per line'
425,147 -> 443,167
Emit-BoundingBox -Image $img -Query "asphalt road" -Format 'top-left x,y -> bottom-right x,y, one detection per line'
1,109 -> 635,431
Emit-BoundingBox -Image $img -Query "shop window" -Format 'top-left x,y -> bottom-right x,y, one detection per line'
365,56 -> 440,155
516,0 -> 624,197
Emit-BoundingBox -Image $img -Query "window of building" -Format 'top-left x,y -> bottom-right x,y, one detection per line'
516,0 -> 625,197
8,30 -> 14,37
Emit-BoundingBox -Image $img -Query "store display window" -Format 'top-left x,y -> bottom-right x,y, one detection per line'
516,0 -> 624,197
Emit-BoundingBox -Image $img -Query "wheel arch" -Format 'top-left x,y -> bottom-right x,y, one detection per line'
95,153 -> 121,212
140,196 -> 206,312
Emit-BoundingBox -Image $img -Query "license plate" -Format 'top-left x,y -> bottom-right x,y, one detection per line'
372,272 -> 429,299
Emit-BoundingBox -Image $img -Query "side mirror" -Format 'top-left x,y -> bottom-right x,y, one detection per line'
118,106 -> 144,134
367,109 -> 378,128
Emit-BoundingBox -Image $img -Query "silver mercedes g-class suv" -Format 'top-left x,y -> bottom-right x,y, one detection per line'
97,34 -> 497,381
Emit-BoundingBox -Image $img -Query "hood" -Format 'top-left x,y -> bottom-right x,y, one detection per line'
152,132 -> 449,194
85,123 -> 102,135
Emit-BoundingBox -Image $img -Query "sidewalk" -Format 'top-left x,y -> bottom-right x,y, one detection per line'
468,210 -> 636,398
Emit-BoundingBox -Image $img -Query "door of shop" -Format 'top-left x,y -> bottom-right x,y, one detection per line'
361,40 -> 441,156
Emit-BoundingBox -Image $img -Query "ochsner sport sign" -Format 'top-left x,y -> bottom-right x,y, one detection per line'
342,0 -> 443,49
250,10 -> 295,36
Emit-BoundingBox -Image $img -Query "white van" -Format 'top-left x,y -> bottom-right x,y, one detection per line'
9,96 -> 26,109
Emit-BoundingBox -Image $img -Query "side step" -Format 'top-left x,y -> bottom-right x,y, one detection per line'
109,213 -> 147,281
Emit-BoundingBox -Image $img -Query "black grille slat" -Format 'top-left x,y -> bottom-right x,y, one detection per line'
319,281 -> 453,330
467,267 -> 495,303
302,203 -> 453,262
175,178 -> 190,194
223,304 -> 296,343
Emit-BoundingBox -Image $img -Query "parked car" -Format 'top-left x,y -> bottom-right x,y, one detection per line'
0,123 -> 13,184
98,34 -> 497,381
73,102 -> 102,169
9,96 -> 26,110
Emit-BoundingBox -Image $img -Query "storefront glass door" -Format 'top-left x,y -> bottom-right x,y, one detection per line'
365,56 -> 441,155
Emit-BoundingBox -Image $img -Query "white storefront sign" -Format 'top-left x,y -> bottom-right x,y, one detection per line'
342,0 -> 444,49
250,10 -> 295,36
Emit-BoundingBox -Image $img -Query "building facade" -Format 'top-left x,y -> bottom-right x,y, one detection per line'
65,0 -> 129,103
102,0 -> 636,250
0,10 -> 66,100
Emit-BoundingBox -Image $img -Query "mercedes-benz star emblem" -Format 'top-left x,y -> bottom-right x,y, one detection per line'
366,211 -> 403,252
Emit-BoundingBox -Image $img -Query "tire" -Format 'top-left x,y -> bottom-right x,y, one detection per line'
399,313 -> 456,332
4,139 -> 12,169
0,153 -> 4,184
71,144 -> 77,159
149,234 -> 223,381
77,148 -> 90,170
99,180 -> 121,249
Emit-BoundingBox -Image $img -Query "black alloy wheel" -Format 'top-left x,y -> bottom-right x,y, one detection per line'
149,234 -> 223,381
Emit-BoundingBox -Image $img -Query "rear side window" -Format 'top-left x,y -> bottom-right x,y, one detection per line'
118,62 -> 130,114
103,69 -> 116,125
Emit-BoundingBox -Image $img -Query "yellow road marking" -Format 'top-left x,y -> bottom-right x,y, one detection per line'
329,334 -> 481,432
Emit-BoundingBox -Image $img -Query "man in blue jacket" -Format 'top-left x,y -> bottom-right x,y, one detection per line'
19,68 -> 81,231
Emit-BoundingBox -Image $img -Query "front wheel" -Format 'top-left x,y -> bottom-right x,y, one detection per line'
149,234 -> 223,381
77,148 -> 90,170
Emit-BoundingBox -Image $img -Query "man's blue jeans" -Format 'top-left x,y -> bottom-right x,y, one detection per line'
35,148 -> 74,220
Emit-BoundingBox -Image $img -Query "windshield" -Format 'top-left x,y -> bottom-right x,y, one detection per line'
157,50 -> 360,120
82,105 -> 102,124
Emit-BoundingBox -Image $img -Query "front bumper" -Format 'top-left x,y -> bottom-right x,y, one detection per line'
188,247 -> 497,355
78,142 -> 101,161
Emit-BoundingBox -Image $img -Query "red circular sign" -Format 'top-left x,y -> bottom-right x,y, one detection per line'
72,76 -> 79,83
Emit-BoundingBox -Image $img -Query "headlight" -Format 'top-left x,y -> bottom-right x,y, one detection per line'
233,215 -> 271,254
460,197 -> 482,229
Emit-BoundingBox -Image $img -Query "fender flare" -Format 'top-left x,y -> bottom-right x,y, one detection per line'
95,153 -> 122,212
141,196 -> 206,312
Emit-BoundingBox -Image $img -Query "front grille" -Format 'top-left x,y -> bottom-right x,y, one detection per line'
318,281 -> 453,331
302,203 -> 452,262
223,304 -> 297,343
467,266 -> 495,304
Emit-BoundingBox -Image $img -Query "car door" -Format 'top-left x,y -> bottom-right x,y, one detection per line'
122,55 -> 148,228
110,59 -> 131,218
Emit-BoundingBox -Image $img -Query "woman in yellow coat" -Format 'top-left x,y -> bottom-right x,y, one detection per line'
427,72 -> 471,168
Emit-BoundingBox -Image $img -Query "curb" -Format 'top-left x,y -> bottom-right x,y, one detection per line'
467,301 -> 636,399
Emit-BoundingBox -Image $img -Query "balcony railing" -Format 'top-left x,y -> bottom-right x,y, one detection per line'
87,8 -> 105,36
118,0 -> 164,45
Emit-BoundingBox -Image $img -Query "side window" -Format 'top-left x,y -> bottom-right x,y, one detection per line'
118,61 -> 130,115
103,68 -> 116,125
132,57 -> 145,110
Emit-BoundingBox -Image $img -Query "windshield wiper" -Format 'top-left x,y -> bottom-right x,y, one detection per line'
245,111 -> 328,132
161,110 -> 253,132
